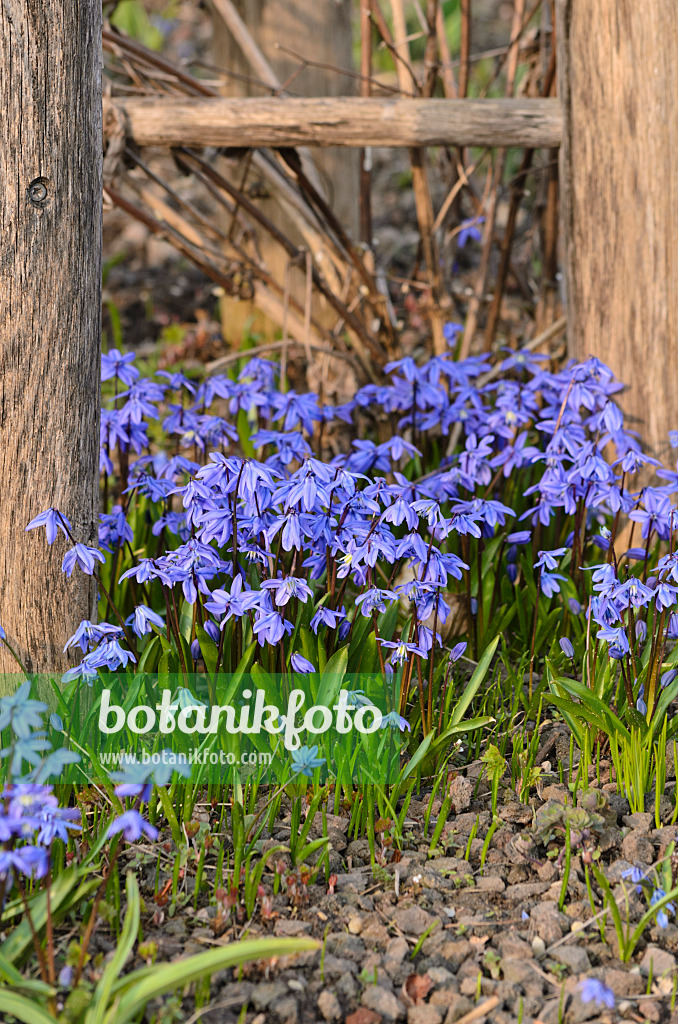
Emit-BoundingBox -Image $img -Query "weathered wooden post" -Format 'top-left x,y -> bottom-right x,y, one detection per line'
556,0 -> 678,458
0,2 -> 102,675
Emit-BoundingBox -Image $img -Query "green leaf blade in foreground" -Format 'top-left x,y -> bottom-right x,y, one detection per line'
105,937 -> 319,1024
450,636 -> 499,727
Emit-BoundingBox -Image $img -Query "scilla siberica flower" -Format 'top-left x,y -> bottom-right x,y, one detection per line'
290,745 -> 325,778
290,653 -> 316,674
61,544 -> 105,578
578,979 -> 614,1009
107,810 -> 158,843
26,508 -> 72,545
650,887 -> 675,929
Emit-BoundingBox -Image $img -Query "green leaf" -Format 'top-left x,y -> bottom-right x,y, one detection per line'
105,938 -> 318,1024
0,991 -> 56,1024
137,634 -> 162,674
432,716 -> 495,750
0,867 -> 99,966
450,636 -> 499,727
87,873 -> 141,1024
196,623 -> 219,680
316,646 -> 348,708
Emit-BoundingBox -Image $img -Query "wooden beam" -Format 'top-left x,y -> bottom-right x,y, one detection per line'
113,96 -> 562,150
0,0 -> 102,677
556,0 -> 678,460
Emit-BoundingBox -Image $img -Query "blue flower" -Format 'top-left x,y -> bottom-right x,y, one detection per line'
650,887 -> 675,929
26,508 -> 72,545
534,547 -> 567,571
101,348 -> 139,386
578,978 -> 614,1008
0,682 -> 48,739
290,745 -> 325,778
457,217 -> 484,248
290,653 -> 316,674
559,637 -> 574,659
61,544 -> 105,578
621,864 -> 645,894
107,810 -> 158,842
380,711 -> 411,732
130,604 -> 165,637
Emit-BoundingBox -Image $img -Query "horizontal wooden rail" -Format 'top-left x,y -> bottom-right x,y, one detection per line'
112,96 -> 562,150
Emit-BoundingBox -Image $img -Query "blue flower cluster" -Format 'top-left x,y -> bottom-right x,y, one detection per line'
0,683 -> 81,893
24,342 -> 678,697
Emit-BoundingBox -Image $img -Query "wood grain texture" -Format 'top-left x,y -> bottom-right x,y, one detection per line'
115,96 -> 562,150
557,0 -> 678,458
0,1 -> 102,675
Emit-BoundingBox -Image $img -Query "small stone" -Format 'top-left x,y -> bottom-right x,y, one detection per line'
502,959 -> 538,986
640,945 -> 677,977
251,981 -> 289,1010
537,861 -> 558,882
540,784 -> 570,804
428,988 -> 462,1008
274,919 -> 313,936
496,933 -> 534,960
531,901 -> 566,944
270,995 -> 298,1024
318,991 -> 342,1021
346,1010 -> 381,1024
531,936 -> 546,958
476,874 -> 505,892
438,939 -> 473,968
504,881 -> 551,901
384,938 -> 410,977
622,811 -> 654,829
639,999 -> 663,1023
348,916 -> 364,935
394,906 -> 437,936
621,830 -> 654,864
426,967 -> 454,986
407,1006 -> 443,1024
499,803 -> 533,825
337,974 -> 360,1000
362,985 -> 405,1020
597,968 -> 645,996
442,996 -> 474,1023
326,932 -> 365,960
448,775 -> 473,812
608,793 -> 631,820
553,945 -> 591,973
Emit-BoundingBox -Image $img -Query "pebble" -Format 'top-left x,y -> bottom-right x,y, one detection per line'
251,981 -> 289,1010
393,906 -> 437,936
621,830 -> 655,864
269,994 -> 298,1024
407,1006 -> 443,1024
622,811 -> 654,829
640,944 -> 677,977
441,996 -> 474,1022
552,944 -> 591,973
317,991 -> 342,1021
362,984 -> 406,1020
348,915 -> 364,934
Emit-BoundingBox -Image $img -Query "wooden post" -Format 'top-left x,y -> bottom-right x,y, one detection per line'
0,2 -> 102,675
556,0 -> 678,458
